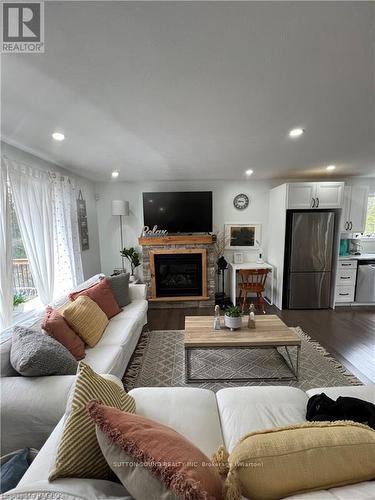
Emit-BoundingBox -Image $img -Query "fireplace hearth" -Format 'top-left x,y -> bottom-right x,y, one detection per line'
154,253 -> 202,297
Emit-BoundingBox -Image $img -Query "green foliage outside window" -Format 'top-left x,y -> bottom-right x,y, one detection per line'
364,195 -> 375,237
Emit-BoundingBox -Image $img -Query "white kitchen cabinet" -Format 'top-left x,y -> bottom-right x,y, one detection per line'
287,183 -> 317,209
335,285 -> 355,303
341,185 -> 369,233
315,182 -> 344,208
335,259 -> 357,304
287,182 -> 344,210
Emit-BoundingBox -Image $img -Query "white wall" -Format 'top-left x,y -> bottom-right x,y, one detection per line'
1,141 -> 101,279
95,179 -> 280,277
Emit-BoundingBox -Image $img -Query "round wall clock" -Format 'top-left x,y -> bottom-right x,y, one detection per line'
233,193 -> 250,210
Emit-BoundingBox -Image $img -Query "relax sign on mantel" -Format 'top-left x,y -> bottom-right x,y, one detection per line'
142,225 -> 168,237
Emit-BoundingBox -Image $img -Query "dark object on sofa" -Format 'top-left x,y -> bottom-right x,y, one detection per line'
306,393 -> 375,429
0,448 -> 36,493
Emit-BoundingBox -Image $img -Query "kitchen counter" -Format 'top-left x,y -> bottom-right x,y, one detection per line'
338,254 -> 375,261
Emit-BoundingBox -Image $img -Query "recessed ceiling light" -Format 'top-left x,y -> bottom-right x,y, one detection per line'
111,170 -> 119,178
326,165 -> 336,171
52,132 -> 65,141
289,128 -> 304,138
245,169 -> 254,175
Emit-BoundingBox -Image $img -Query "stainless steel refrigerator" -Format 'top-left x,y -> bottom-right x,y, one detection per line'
285,211 -> 335,309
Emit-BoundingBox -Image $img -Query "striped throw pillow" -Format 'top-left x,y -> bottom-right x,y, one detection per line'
62,295 -> 108,347
49,362 -> 135,480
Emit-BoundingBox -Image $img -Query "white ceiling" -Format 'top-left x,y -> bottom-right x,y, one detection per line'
2,1 -> 374,181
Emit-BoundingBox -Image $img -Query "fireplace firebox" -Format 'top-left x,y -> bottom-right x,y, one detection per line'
148,248 -> 208,301
154,253 -> 203,297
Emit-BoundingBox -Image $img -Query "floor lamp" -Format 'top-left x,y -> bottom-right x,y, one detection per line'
111,200 -> 129,272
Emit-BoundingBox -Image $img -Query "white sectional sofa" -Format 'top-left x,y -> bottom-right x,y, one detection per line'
0,282 -> 148,455
3,383 -> 375,499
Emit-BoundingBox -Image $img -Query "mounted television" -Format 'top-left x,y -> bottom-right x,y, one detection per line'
142,191 -> 212,234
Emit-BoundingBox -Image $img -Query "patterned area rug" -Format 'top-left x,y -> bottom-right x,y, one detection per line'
123,328 -> 362,392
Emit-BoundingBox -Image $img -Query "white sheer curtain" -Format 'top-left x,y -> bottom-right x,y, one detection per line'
0,161 -> 13,330
51,173 -> 83,298
7,159 -> 55,305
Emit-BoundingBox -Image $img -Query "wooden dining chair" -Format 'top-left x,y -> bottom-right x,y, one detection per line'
238,268 -> 271,314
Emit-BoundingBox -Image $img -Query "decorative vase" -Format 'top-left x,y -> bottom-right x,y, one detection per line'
224,314 -> 242,331
129,274 -> 136,283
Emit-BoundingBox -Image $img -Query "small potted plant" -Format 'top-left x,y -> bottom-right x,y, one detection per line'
224,306 -> 242,331
13,292 -> 27,312
120,247 -> 141,282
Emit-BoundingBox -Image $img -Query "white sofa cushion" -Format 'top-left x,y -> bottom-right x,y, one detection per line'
0,375 -> 77,454
216,386 -> 308,453
306,385 -> 375,403
129,387 -> 224,457
95,316 -> 139,347
84,345 -> 124,375
286,481 -> 375,499
117,299 -> 148,322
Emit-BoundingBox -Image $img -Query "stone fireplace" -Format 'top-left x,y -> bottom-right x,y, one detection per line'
139,235 -> 215,308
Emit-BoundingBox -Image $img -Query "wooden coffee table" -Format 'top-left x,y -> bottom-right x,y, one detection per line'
184,315 -> 301,383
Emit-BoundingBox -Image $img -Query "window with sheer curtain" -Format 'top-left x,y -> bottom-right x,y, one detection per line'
0,157 -> 84,331
51,173 -> 84,298
363,194 -> 375,238
11,196 -> 39,305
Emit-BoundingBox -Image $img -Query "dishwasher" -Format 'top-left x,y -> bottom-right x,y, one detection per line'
355,260 -> 375,302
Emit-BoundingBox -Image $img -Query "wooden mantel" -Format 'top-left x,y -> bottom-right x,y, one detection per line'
138,234 -> 215,246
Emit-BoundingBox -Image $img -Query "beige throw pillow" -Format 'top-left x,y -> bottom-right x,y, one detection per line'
62,295 -> 108,347
49,362 -> 135,481
224,420 -> 375,500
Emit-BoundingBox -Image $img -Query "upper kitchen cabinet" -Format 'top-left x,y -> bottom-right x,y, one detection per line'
341,185 -> 369,233
286,183 -> 316,209
287,182 -> 344,209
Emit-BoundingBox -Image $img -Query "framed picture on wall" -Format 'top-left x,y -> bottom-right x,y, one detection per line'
225,223 -> 261,250
233,252 -> 244,264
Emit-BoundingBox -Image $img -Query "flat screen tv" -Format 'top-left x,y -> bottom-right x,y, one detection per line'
142,191 -> 212,234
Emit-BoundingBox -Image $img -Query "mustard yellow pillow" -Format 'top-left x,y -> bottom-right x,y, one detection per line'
223,421 -> 375,500
62,295 -> 108,347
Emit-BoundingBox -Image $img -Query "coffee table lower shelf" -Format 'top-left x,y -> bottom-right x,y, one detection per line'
184,344 -> 301,383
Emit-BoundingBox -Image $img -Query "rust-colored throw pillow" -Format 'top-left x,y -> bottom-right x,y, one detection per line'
87,401 -> 223,500
69,278 -> 121,319
42,307 -> 85,360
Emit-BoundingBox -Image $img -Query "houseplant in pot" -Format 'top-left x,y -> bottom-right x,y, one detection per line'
120,247 -> 141,282
224,306 -> 242,331
13,292 -> 27,312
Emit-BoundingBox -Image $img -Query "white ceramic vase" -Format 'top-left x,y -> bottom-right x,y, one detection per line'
224,315 -> 242,331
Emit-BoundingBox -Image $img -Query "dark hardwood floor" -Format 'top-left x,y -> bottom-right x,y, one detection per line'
148,304 -> 375,384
